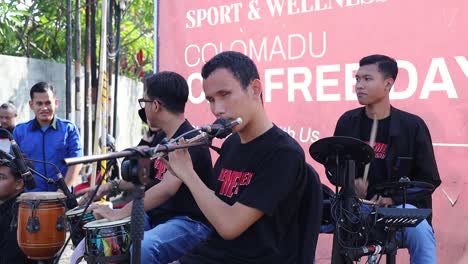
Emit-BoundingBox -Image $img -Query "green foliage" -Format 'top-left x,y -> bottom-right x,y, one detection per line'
118,0 -> 154,78
0,0 -> 154,77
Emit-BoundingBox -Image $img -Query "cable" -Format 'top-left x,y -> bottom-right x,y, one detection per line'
172,127 -> 203,142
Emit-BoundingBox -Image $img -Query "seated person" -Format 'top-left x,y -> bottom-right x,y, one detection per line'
0,151 -> 34,264
74,71 -> 214,263
164,51 -> 321,264
329,54 -> 441,264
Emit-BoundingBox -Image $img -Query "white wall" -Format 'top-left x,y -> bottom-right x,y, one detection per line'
0,54 -> 144,152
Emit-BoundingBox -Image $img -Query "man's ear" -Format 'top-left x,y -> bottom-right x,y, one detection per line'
385,78 -> 394,91
153,100 -> 162,113
15,179 -> 24,191
251,79 -> 263,97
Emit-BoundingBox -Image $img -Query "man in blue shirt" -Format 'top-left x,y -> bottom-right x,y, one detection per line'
13,82 -> 83,192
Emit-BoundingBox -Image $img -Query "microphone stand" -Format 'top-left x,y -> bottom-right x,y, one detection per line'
131,184 -> 145,264
384,176 -> 410,264
27,160 -> 78,210
64,141 -> 209,165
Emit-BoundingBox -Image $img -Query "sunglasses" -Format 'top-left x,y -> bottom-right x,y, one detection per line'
138,98 -> 153,109
138,98 -> 164,109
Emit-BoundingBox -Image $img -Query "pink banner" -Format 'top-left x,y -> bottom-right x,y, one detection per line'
159,1 -> 468,262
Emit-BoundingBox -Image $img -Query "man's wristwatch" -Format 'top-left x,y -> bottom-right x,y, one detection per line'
109,179 -> 121,197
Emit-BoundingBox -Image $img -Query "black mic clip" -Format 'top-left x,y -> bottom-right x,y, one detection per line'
55,173 -> 78,210
200,117 -> 242,139
55,175 -> 78,209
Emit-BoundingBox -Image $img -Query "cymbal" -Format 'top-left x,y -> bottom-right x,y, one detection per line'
309,136 -> 374,165
371,180 -> 435,201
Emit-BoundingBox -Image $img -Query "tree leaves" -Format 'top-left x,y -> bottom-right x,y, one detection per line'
0,0 -> 154,77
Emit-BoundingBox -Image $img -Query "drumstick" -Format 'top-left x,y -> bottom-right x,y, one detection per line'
363,114 -> 378,183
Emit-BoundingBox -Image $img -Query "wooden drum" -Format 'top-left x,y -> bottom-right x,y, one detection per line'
17,192 -> 67,260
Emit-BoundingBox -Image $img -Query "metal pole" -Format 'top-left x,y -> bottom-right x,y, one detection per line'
112,1 -> 122,138
66,0 -> 73,119
84,0 -> 92,156
75,0 -> 82,131
107,0 -> 114,137
153,0 -> 159,73
90,0 -> 98,148
92,0 -> 108,188
113,1 -> 121,138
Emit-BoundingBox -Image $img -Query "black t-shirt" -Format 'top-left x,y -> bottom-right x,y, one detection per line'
180,125 -> 306,264
146,120 -> 214,226
0,194 -> 30,264
358,113 -> 390,199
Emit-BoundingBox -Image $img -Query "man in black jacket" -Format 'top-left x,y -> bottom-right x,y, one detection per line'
333,54 -> 441,264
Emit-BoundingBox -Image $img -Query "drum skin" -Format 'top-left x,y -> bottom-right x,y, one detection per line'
65,202 -> 112,247
84,218 -> 131,259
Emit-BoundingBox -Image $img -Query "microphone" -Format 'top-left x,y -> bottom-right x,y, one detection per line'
26,158 -> 78,209
201,117 -> 242,139
0,149 -> 15,160
10,139 -> 36,190
0,128 -> 36,190
55,172 -> 78,209
64,119 -> 243,166
11,140 -> 36,190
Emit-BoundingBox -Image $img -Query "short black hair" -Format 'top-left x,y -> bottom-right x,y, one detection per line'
359,54 -> 398,81
30,82 -> 56,100
0,151 -> 34,180
7,164 -> 22,180
201,51 -> 260,89
0,102 -> 17,115
143,71 -> 189,114
0,155 -> 21,180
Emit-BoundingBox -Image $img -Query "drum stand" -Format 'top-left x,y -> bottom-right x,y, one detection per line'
131,184 -> 145,264
330,160 -> 401,264
385,177 -> 409,264
308,137 -> 375,264
370,177 -> 410,264
330,159 -> 358,264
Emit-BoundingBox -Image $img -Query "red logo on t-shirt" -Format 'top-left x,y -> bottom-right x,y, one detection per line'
153,159 -> 167,180
365,141 -> 387,159
217,168 -> 254,198
373,142 -> 387,159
